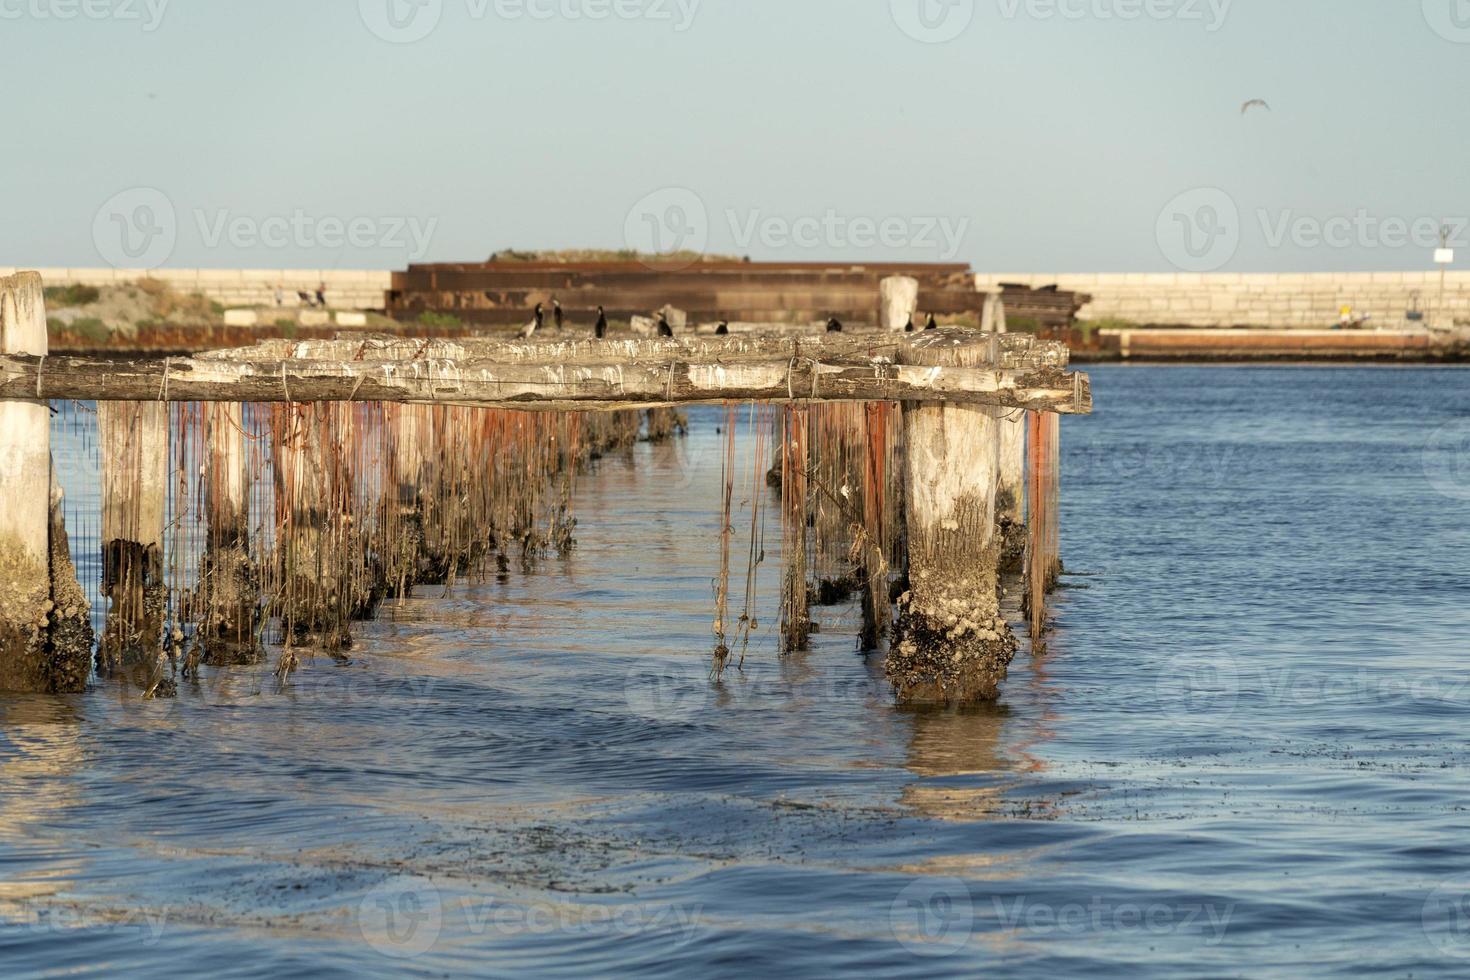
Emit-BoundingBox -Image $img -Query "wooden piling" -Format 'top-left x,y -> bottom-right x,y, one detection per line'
644,408 -> 686,442
889,334 -> 1018,704
859,402 -> 893,650
390,404 -> 444,589
0,272 -> 92,692
880,276 -> 919,331
980,293 -> 1008,335
995,409 -> 1027,573
48,470 -> 93,690
271,403 -> 353,655
98,401 -> 169,672
198,403 -> 261,662
780,405 -> 810,653
1026,411 -> 1062,642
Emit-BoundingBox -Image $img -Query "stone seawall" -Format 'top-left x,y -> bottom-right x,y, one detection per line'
16,268 -> 1470,330
1,268 -> 391,312
978,273 -> 1470,330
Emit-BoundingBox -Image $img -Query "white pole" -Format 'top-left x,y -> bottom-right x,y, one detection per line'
0,272 -> 57,691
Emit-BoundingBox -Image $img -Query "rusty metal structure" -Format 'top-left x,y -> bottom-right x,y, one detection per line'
387,260 -> 985,327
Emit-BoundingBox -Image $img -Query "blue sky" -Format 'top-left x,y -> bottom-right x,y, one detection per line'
2,0 -> 1466,272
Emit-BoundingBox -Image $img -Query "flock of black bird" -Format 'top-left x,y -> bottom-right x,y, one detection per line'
518,301 -> 940,340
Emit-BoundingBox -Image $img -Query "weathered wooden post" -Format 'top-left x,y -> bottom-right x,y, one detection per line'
1025,410 -> 1063,640
388,402 -> 436,591
859,401 -> 893,650
880,276 -> 920,331
0,274 -> 53,691
980,292 -> 1008,334
889,333 -> 1017,704
645,408 -> 684,443
995,408 -> 1027,573
198,402 -> 260,662
0,272 -> 92,692
780,405 -> 810,652
271,402 -> 353,655
98,401 -> 169,672
48,470 -> 93,689
328,401 -> 382,619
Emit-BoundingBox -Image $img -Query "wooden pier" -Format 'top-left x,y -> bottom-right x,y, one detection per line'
0,270 -> 1091,703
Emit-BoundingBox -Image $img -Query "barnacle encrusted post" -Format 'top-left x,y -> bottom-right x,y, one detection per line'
889,331 -> 1018,704
97,401 -> 169,674
0,272 -> 92,693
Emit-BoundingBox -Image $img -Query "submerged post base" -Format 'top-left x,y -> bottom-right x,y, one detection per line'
99,540 -> 166,673
997,515 -> 1026,575
47,488 -> 94,692
199,545 -> 263,666
0,542 -> 50,692
888,569 -> 1018,704
0,490 -> 97,693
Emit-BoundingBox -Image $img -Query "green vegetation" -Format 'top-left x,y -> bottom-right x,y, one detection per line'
45,316 -> 112,342
417,311 -> 463,329
1005,316 -> 1042,334
44,284 -> 101,307
70,318 -> 110,343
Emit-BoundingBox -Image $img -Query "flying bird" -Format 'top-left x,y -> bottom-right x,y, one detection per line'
657,313 -> 675,337
826,317 -> 843,333
553,299 -> 564,330
518,302 -> 545,340
1241,99 -> 1271,116
594,305 -> 608,340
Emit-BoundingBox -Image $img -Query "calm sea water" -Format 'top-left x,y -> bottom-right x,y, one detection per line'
3,365 -> 1470,979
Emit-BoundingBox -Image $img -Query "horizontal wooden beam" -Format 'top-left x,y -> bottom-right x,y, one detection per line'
199,329 -> 1071,373
1,353 -> 1092,415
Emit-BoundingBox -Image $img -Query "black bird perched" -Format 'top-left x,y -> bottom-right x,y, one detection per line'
553,299 -> 564,330
826,317 -> 843,333
594,305 -> 608,340
904,314 -> 915,333
657,313 -> 674,337
518,302 -> 544,340
715,320 -> 729,336
925,313 -> 938,331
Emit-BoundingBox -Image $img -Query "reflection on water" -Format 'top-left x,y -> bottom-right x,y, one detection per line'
899,705 -> 1040,823
4,369 -> 1470,977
